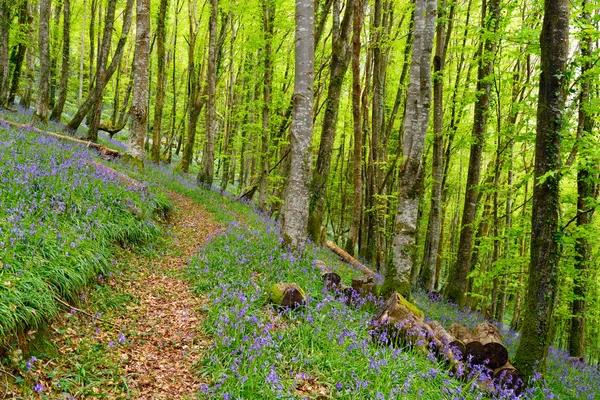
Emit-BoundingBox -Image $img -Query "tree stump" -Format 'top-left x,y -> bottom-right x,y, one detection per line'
268,283 -> 306,309
351,275 -> 377,298
472,322 -> 509,369
314,260 -> 342,290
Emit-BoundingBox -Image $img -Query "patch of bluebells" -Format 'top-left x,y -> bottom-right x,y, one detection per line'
0,122 -> 162,340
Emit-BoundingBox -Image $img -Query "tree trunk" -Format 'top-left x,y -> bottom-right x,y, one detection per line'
50,0 -> 70,122
66,0 -> 134,136
0,0 -> 10,106
307,0 -> 353,242
383,0 -> 436,298
127,0 -> 150,163
258,0 -> 275,209
7,0 -> 29,107
34,0 -> 51,123
346,0 -> 364,256
198,0 -> 219,185
569,0 -> 594,359
420,0 -> 448,293
151,0 -> 168,163
445,0 -> 500,306
87,0 -> 119,140
281,0 -> 314,250
514,0 -> 569,380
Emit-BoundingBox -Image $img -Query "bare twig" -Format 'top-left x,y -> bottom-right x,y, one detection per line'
54,297 -> 119,328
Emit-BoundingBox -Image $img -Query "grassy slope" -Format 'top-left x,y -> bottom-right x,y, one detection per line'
148,170 -> 598,399
0,120 -> 169,346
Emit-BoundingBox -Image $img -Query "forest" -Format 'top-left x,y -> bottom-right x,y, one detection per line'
0,0 -> 599,397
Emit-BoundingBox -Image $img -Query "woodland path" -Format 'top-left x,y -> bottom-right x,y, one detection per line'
6,191 -> 220,399
114,191 -> 220,399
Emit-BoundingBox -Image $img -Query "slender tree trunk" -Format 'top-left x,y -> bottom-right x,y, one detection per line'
307,0 -> 353,242
50,0 -> 71,122
127,0 -> 150,163
0,0 -> 11,106
34,0 -> 51,123
258,0 -> 275,209
445,0 -> 500,306
7,0 -> 29,107
198,0 -> 219,185
346,0 -> 364,256
514,0 -> 569,380
382,0 -> 436,298
66,0 -> 134,136
87,0 -> 118,140
569,0 -> 594,358
220,21 -> 237,192
151,0 -> 168,162
420,0 -> 447,293
281,0 -> 314,250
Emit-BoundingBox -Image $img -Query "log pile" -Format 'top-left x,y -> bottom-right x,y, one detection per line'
269,255 -> 524,396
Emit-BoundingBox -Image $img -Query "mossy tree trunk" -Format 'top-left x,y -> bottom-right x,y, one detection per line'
514,0 -> 569,380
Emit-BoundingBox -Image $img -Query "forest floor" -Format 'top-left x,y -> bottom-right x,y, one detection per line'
3,191 -> 220,399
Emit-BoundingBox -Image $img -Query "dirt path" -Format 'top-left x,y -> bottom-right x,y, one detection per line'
116,191 -> 220,399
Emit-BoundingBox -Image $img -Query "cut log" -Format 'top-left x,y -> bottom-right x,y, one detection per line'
268,282 -> 306,309
325,240 -> 376,277
493,361 -> 524,395
428,320 -> 466,361
371,292 -> 429,349
471,322 -> 509,369
448,323 -> 473,343
0,118 -> 121,157
351,275 -> 377,298
464,341 -> 487,366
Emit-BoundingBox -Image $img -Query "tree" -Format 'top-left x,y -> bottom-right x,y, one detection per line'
513,0 -> 569,380
307,0 -> 353,243
382,0 -> 436,298
281,0 -> 314,250
35,0 -> 51,123
568,0 -> 594,359
0,0 -> 10,106
127,0 -> 150,163
198,0 -> 218,185
50,0 -> 70,122
151,0 -> 169,163
445,0 -> 501,306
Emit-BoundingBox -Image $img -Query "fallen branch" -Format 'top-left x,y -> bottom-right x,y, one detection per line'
54,297 -> 119,328
325,241 -> 376,277
0,118 -> 121,157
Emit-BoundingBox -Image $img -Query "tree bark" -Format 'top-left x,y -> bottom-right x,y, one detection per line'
7,0 -> 29,107
346,0 -> 364,256
258,0 -> 275,209
420,0 -> 448,293
307,0 -> 353,242
0,0 -> 10,106
50,0 -> 70,122
445,0 -> 500,306
281,0 -> 314,250
514,0 -> 569,380
569,0 -> 594,359
127,0 -> 150,163
35,0 -> 51,123
383,0 -> 436,298
151,0 -> 168,163
198,0 -> 219,185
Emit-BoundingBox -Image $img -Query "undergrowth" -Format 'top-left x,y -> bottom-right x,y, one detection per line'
0,122 -> 169,346
177,184 -> 599,399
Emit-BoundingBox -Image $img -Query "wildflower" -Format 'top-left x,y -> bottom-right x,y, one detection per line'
26,356 -> 37,372
108,341 -> 115,348
118,333 -> 126,344
32,382 -> 43,393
